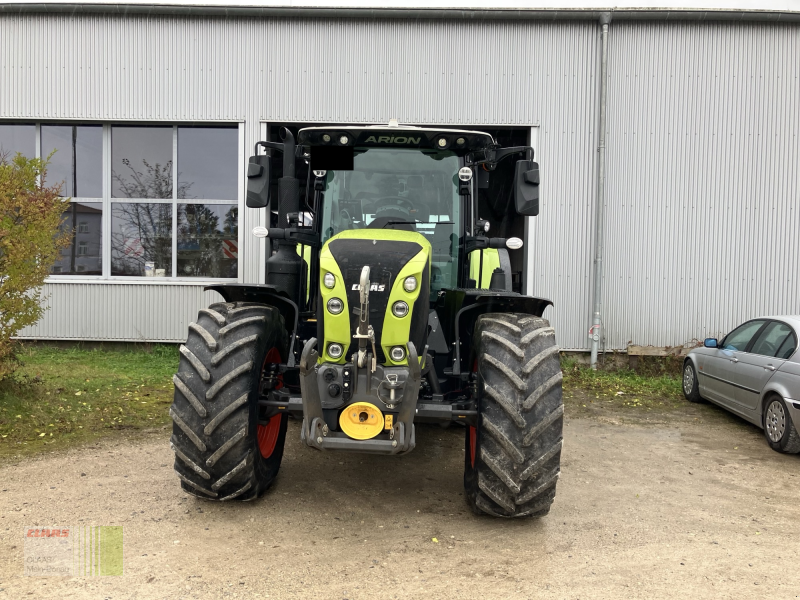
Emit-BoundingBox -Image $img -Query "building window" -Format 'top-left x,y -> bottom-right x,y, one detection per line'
111,203 -> 173,276
0,123 -> 35,158
177,127 -> 239,200
53,202 -> 103,276
112,126 -> 173,200
177,204 -> 238,278
109,124 -> 240,279
41,125 -> 103,198
1,122 -> 241,281
39,125 -> 104,276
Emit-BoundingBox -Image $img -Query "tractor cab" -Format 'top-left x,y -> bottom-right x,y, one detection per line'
308,131 -> 472,300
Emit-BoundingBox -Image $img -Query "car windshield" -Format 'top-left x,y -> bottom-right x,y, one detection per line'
319,147 -> 461,298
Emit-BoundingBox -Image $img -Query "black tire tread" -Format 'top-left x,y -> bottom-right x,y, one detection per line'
466,313 -> 564,518
682,360 -> 703,403
784,421 -> 800,454
170,301 -> 287,501
764,396 -> 800,454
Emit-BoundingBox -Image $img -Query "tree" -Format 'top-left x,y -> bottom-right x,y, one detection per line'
0,153 -> 71,379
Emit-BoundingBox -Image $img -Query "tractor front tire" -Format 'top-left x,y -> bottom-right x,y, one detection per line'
465,313 -> 564,518
170,301 -> 289,501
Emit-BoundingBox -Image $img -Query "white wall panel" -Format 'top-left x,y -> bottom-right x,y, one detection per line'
1,14 -> 599,347
4,14 -> 798,350
602,21 -> 800,349
16,284 -> 224,342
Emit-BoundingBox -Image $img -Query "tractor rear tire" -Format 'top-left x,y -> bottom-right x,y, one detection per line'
170,301 -> 289,501
464,313 -> 564,518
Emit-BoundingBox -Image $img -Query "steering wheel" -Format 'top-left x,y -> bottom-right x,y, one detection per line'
374,196 -> 415,217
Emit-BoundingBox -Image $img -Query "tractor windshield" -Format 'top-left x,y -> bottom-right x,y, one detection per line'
319,147 -> 461,296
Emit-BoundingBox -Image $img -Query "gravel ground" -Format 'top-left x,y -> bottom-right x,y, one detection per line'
0,403 -> 798,599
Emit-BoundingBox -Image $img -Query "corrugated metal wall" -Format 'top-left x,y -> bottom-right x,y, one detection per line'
602,21 -> 800,350
5,14 -> 600,345
4,15 -> 799,348
24,284 -> 224,342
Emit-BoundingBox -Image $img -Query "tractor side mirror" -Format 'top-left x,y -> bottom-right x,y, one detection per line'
246,155 -> 271,208
513,159 -> 540,216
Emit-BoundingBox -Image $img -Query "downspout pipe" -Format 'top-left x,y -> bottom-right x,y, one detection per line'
590,12 -> 611,369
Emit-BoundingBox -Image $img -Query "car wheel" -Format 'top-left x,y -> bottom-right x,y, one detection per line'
763,396 -> 800,454
682,360 -> 703,403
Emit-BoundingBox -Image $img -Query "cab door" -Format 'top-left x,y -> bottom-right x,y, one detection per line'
735,321 -> 795,415
702,320 -> 766,409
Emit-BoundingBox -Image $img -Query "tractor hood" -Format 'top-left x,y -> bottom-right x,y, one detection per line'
317,229 -> 431,365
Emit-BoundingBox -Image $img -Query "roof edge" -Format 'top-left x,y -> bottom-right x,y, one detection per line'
1,4 -> 799,22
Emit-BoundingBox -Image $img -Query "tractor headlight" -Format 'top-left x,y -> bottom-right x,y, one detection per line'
327,343 -> 344,359
403,276 -> 417,292
390,346 -> 406,361
392,301 -> 409,318
327,297 -> 344,315
323,272 -> 336,289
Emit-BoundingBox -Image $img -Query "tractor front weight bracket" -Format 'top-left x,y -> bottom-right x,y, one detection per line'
298,338 -> 420,454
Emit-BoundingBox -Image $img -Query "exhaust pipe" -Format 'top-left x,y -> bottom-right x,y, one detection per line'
266,127 -> 303,298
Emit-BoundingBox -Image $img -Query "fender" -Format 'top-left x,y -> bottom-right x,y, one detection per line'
204,284 -> 299,367
439,289 -> 553,376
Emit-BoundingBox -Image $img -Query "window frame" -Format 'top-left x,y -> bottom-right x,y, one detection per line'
774,325 -> 798,360
3,120 -> 246,284
720,319 -> 768,353
749,320 -> 795,358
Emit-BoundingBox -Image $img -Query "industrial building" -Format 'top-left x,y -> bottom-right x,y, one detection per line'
1,1 -> 798,352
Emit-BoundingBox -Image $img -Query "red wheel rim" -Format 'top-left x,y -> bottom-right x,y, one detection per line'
468,426 -> 477,468
469,358 -> 479,468
257,347 -> 283,459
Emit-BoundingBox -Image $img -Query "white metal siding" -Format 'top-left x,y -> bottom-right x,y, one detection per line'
0,15 -> 595,124
602,21 -> 800,349
4,14 -> 600,347
18,284 -> 224,342
5,15 -> 800,350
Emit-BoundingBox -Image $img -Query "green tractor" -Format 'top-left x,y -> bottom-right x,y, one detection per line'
169,123 -> 563,518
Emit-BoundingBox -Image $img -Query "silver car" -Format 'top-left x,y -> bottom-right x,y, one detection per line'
682,316 -> 800,454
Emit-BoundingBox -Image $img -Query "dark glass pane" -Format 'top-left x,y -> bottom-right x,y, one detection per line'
750,322 -> 793,357
112,126 -> 173,199
776,334 -> 797,360
0,124 -> 35,159
111,203 -> 172,276
177,127 -> 238,200
51,202 -> 103,275
177,204 -> 237,278
41,125 -> 102,197
722,320 -> 765,352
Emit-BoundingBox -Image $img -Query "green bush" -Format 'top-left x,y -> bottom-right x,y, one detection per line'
0,153 -> 71,379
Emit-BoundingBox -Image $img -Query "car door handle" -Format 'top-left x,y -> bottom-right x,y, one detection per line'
730,358 -> 739,363
765,364 -> 775,371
